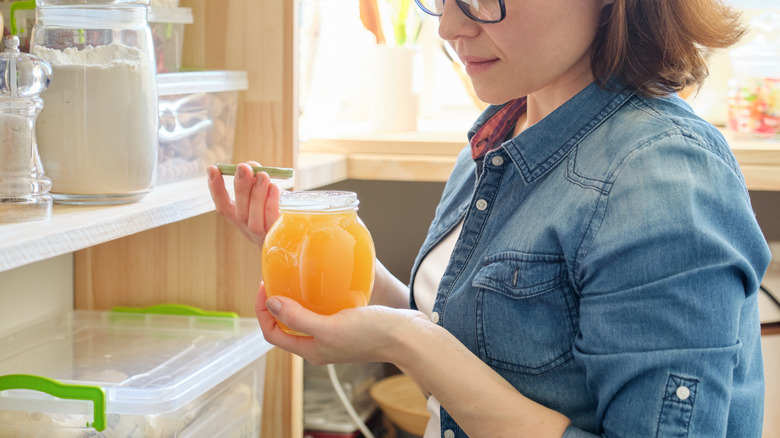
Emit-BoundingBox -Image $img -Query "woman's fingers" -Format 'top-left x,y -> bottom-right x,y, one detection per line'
247,172 -> 279,241
207,165 -> 237,222
256,282 -> 282,335
265,181 -> 282,232
257,284 -> 322,339
208,161 -> 282,247
255,284 -> 324,359
255,281 -> 419,365
233,163 -> 257,226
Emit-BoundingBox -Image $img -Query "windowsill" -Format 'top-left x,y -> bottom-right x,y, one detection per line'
300,122 -> 780,190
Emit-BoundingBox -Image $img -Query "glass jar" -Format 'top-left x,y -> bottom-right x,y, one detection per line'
30,0 -> 158,204
262,191 -> 376,336
0,35 -> 53,223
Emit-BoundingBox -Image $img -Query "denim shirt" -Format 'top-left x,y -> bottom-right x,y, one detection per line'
408,81 -> 772,437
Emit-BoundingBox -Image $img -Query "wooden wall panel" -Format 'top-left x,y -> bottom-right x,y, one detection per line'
180,0 -> 298,170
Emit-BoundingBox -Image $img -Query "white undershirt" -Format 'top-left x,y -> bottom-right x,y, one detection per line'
412,221 -> 463,438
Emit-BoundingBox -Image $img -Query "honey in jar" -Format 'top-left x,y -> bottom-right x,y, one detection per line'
262,191 -> 375,335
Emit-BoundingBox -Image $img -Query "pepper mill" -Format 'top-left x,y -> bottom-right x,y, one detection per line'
0,35 -> 53,223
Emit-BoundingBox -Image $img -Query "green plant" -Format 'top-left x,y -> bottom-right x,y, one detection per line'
386,0 -> 420,46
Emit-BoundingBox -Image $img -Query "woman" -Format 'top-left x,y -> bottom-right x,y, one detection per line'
208,0 -> 772,436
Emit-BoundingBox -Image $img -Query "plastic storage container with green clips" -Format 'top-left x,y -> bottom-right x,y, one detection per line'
148,6 -> 193,73
0,306 -> 273,437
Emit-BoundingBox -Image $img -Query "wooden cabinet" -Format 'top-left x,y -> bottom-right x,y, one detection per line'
0,1 -> 301,436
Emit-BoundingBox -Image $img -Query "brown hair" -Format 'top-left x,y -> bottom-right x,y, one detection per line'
591,0 -> 746,97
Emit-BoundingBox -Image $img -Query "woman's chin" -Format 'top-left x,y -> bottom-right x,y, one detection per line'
470,86 -> 516,106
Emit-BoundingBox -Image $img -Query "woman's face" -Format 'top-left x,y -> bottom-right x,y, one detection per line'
439,0 -> 608,105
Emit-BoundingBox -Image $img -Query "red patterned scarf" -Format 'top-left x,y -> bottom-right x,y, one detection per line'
470,97 -> 527,160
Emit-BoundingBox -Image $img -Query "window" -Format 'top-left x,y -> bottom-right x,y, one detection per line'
298,0 -> 482,139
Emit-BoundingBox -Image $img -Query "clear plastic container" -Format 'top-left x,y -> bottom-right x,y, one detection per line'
148,6 -> 193,73
156,71 -> 248,183
0,1 -> 36,53
727,11 -> 780,139
30,0 -> 159,204
0,308 -> 273,437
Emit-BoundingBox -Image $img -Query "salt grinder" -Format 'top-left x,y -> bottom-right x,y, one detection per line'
0,35 -> 53,223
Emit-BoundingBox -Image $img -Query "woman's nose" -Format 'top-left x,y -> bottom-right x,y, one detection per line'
437,0 -> 480,41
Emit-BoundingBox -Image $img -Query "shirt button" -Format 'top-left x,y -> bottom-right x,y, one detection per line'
475,199 -> 488,210
491,155 -> 504,166
444,430 -> 455,438
676,385 -> 690,400
430,311 -> 440,324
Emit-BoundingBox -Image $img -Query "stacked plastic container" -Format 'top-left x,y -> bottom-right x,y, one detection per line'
146,0 -> 249,184
0,308 -> 273,437
148,5 -> 193,74
157,71 -> 248,183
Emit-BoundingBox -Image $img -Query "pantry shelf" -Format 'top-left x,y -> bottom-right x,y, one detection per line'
0,153 -> 351,274
0,175 -> 295,273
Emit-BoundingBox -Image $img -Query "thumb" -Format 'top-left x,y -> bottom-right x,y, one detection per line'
264,294 -> 325,336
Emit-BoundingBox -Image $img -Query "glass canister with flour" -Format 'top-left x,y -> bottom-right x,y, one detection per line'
31,0 -> 158,204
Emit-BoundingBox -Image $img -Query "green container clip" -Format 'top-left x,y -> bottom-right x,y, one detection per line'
0,374 -> 106,431
111,303 -> 238,318
9,0 -> 34,37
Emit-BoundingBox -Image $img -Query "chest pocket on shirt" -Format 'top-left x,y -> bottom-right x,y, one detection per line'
473,252 -> 577,376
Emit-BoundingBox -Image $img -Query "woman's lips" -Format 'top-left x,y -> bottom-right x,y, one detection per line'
462,57 -> 499,76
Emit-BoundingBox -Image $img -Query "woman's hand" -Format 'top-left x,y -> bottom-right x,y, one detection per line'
256,285 -> 571,437
255,282 -> 430,365
207,162 -> 281,247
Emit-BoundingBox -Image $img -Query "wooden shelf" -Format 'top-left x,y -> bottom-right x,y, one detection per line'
0,176 -> 294,274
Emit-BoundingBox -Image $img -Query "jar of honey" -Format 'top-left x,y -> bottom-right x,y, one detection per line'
262,190 -> 375,336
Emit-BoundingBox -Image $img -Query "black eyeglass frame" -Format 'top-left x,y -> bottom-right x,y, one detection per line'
414,0 -> 507,24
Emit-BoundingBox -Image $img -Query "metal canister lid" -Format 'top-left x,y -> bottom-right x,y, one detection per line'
280,191 -> 360,212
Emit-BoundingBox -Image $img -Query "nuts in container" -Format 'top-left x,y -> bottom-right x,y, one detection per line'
156,71 -> 248,183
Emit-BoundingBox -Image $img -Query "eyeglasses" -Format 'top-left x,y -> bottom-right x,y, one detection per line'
414,0 -> 506,24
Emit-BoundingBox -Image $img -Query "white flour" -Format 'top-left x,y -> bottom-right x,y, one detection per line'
33,43 -> 157,197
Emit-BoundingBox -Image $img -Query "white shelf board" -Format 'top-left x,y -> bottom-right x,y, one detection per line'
0,175 -> 294,273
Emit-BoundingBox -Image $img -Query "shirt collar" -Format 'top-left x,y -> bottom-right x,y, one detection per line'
469,97 -> 526,160
467,80 -> 635,183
